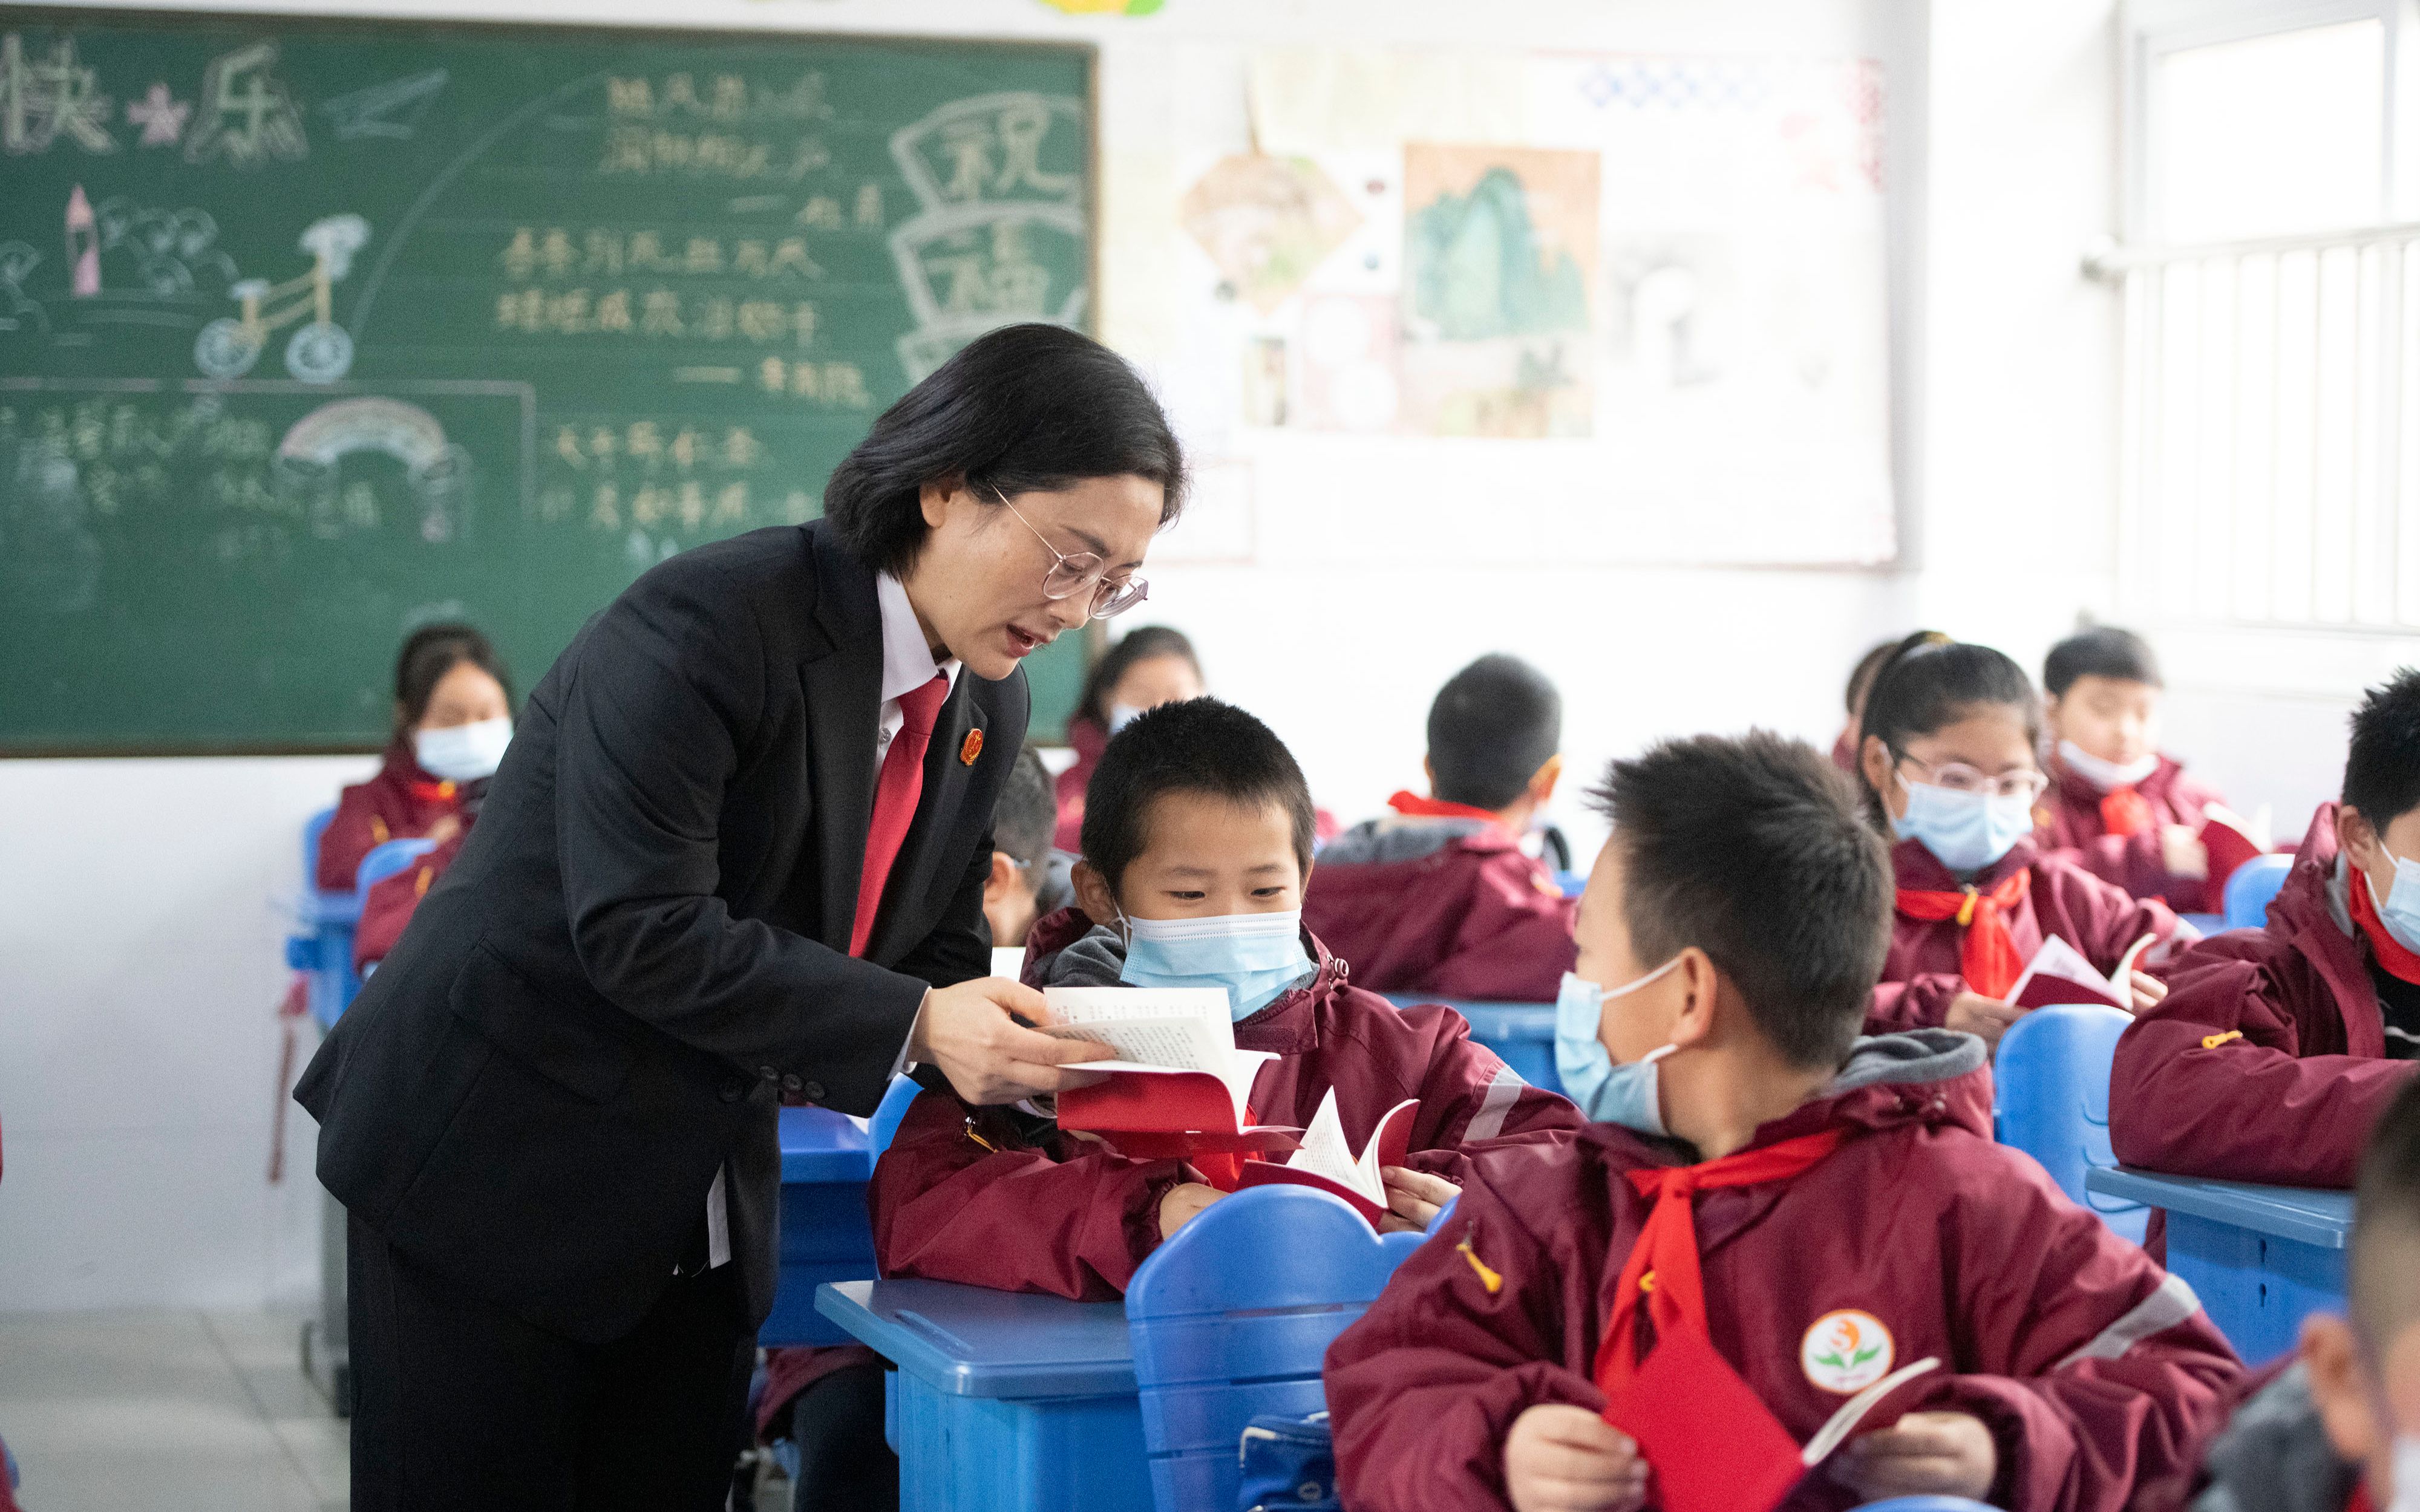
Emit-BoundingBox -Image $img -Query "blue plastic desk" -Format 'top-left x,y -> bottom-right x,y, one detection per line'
764,1107 -> 877,1347
2087,1168 -> 2350,1363
816,1279 -> 1151,1512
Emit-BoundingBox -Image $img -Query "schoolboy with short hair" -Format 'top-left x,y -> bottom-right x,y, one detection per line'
1324,732 -> 2240,1512
869,697 -> 1583,1301
2186,1075 -> 2420,1511
984,745 -> 1058,951
1305,654 -> 1578,1002
2035,626 -> 2232,913
2112,668 -> 2420,1193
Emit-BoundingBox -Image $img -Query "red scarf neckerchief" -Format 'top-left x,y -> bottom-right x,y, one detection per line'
2100,786 -> 2155,838
1593,1128 -> 1853,1395
1387,790 -> 1505,825
406,778 -> 460,805
1895,867 -> 2032,1000
2347,861 -> 2420,985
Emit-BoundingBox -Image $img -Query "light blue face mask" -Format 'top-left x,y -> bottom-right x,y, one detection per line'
1554,959 -> 1683,1132
1894,777 -> 2035,874
2366,851 -> 2420,955
1120,909 -> 1314,1022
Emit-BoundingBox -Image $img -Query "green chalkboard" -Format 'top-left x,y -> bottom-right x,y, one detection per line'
0,8 -> 1094,752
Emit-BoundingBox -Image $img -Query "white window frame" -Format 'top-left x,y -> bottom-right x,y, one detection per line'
2121,0 -> 2416,244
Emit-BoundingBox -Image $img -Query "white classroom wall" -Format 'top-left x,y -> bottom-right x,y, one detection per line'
1,0 -> 2371,1312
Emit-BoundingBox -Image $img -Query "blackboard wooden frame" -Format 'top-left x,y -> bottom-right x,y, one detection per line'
0,5 -> 1104,757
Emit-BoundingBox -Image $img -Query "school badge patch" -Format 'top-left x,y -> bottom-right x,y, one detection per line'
1800,1309 -> 1894,1394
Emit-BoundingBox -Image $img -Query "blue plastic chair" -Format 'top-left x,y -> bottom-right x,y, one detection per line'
1125,1184 -> 1430,1512
2223,853 -> 2294,931
869,1074 -> 921,1158
285,807 -> 357,1026
2178,910 -> 2225,936
1853,1500 -> 1996,1511
331,838 -> 439,1015
1994,1003 -> 2146,1244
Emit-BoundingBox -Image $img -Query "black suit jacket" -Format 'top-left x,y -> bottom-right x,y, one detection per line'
295,523 -> 1023,1342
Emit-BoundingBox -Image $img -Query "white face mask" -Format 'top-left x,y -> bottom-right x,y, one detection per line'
1106,702 -> 1145,734
2058,739 -> 2159,793
2390,1433 -> 2420,1512
414,716 -> 512,783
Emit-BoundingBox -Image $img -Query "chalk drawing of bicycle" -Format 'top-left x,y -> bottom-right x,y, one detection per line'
194,214 -> 371,383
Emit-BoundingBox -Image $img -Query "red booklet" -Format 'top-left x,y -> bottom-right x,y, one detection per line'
1234,1093 -> 1416,1224
1603,1329 -> 1941,1512
1045,988 -> 1302,1158
2003,933 -> 2156,1012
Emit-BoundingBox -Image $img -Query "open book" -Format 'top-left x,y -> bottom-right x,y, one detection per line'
1234,1090 -> 1416,1224
1043,988 -> 1300,1157
2003,933 -> 2157,1012
2199,801 -> 2275,908
1603,1330 -> 1941,1512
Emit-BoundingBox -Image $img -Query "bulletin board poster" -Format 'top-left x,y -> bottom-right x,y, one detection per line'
1157,48 -> 1897,570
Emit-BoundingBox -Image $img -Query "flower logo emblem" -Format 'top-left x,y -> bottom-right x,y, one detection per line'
1800,1309 -> 1894,1395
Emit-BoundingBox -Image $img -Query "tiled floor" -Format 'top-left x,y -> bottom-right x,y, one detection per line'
0,1309 -> 347,1512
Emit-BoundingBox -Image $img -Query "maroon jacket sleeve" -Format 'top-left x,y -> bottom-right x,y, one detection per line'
2110,954 -> 2418,1186
2059,865 -> 2187,973
1392,1008 -> 1583,1182
318,782 -> 399,891
866,1088 -> 1191,1301
1426,854 -> 1580,1003
1920,1146 -> 2239,1511
1325,1168 -> 1598,1512
1868,971 -> 1966,1033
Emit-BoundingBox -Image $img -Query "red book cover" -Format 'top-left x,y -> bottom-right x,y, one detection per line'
2200,803 -> 2274,911
1603,1327 -> 1803,1512
1234,1095 -> 1416,1224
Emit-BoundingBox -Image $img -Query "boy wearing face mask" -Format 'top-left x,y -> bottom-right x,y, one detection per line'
1307,654 -> 1579,1003
317,623 -> 515,892
2034,627 -> 2231,914
1324,731 -> 2238,1512
2111,669 -> 2420,1200
2185,1076 -> 2420,1512
868,697 -> 1583,1302
1852,633 -> 2188,1049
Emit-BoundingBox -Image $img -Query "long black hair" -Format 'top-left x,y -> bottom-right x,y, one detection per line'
1074,625 -> 1201,731
392,622 -> 512,738
822,324 -> 1187,575
1854,630 -> 2039,826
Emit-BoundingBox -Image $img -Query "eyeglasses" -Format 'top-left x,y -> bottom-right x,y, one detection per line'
1893,752 -> 2050,803
990,487 -> 1149,619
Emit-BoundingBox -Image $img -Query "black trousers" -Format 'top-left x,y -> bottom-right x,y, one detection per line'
348,1213 -> 754,1512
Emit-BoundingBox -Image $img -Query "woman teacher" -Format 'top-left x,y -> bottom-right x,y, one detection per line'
296,324 -> 1185,1510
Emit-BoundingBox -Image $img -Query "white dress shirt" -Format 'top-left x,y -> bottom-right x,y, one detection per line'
696,572 -> 958,1272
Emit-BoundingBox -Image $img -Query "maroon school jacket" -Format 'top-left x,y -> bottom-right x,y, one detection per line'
1323,1031 -> 2242,1512
866,907 -> 1584,1301
352,828 -> 467,972
2110,803 -> 2418,1190
1868,837 -> 2186,1033
1303,817 -> 1578,1003
2033,755 -> 2226,913
316,741 -> 465,891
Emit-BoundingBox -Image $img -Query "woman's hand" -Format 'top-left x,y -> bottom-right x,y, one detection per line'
1377,1167 -> 1460,1234
2128,970 -> 2169,1015
1831,1411 -> 1997,1502
1157,1182 -> 1223,1239
1944,992 -> 2026,1051
1503,1404 -> 1647,1512
906,979 -> 1112,1105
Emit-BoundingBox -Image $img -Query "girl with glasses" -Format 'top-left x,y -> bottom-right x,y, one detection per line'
1852,632 -> 2195,1052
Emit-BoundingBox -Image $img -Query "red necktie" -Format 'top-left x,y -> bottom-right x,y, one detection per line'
2101,787 -> 2154,838
1895,868 -> 2032,1000
851,675 -> 949,958
1594,1128 -> 1851,1394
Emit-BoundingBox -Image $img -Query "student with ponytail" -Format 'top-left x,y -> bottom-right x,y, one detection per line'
1853,633 -> 2190,1046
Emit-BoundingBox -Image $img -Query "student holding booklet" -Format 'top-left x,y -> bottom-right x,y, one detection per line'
1849,633 -> 2191,1049
1322,732 -> 2240,1512
868,698 -> 1584,1301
